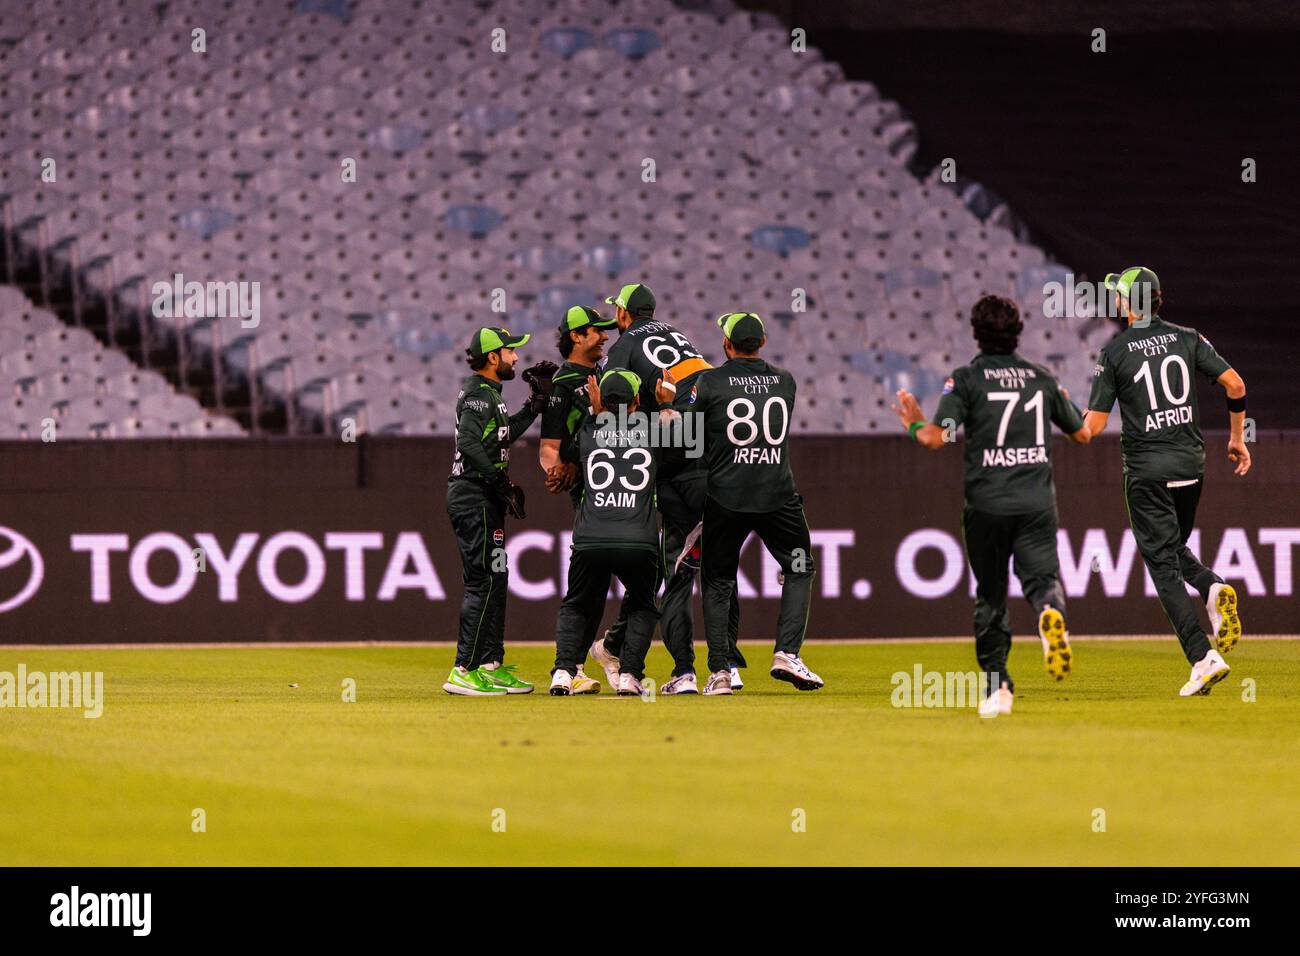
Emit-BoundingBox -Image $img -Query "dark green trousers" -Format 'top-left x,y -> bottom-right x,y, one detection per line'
553,547 -> 660,680
962,506 -> 1067,694
446,479 -> 508,670
701,494 -> 814,675
604,467 -> 744,676
1124,475 -> 1221,663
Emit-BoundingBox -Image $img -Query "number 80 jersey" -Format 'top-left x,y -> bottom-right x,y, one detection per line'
690,356 -> 799,513
934,352 -> 1084,515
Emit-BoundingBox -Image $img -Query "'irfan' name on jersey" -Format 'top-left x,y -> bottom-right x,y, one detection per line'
982,446 -> 1047,467
734,446 -> 782,464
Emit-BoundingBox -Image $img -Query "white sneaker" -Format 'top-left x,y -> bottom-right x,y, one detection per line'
979,684 -> 1013,718
1207,583 -> 1242,654
589,636 -> 620,692
548,670 -> 572,696
729,666 -> 744,690
703,670 -> 733,696
770,651 -> 824,690
1179,649 -> 1231,697
616,673 -> 644,697
661,672 -> 698,695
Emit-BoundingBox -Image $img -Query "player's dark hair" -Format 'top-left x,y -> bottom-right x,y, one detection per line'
731,335 -> 763,355
465,349 -> 491,371
556,327 -> 576,358
970,295 -> 1023,354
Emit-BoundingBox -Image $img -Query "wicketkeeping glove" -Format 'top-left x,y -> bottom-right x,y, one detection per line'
522,360 -> 559,400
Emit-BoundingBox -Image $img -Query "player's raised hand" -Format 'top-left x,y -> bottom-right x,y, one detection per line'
655,366 -> 677,405
586,374 -> 604,415
1228,436 -> 1252,476
891,389 -> 924,428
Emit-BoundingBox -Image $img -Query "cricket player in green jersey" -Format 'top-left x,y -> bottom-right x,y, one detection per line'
443,327 -> 553,697
692,312 -> 823,696
538,305 -> 617,694
1083,267 -> 1250,697
894,295 -> 1091,717
550,370 -> 669,696
590,282 -> 742,695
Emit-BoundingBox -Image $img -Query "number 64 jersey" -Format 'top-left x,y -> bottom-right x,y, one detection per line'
689,356 -> 798,513
934,352 -> 1084,515
1087,317 -> 1231,481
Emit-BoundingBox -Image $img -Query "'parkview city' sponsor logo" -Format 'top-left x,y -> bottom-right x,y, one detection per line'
0,526 -> 1295,609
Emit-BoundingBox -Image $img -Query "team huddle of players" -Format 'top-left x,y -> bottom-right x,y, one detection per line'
442,282 -> 820,698
440,266 -> 1252,712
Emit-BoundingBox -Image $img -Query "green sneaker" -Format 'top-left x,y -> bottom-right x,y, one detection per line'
475,663 -> 534,695
443,666 -> 507,696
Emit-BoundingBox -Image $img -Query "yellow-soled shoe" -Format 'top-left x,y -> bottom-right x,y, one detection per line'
1208,583 -> 1242,654
571,666 -> 600,695
1039,606 -> 1071,681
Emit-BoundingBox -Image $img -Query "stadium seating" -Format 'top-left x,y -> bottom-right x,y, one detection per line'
0,0 -> 1107,437
0,284 -> 244,438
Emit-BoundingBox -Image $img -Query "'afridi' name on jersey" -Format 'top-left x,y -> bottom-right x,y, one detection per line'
1087,317 -> 1230,480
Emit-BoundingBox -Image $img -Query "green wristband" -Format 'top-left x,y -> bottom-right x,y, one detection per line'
908,420 -> 926,441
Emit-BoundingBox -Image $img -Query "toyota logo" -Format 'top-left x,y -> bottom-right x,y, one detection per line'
0,526 -> 43,612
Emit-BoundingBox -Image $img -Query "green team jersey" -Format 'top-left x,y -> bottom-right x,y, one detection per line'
689,356 -> 798,513
1087,317 -> 1231,480
449,374 -> 537,480
540,360 -> 596,504
572,417 -> 660,553
933,352 -> 1084,515
604,316 -> 714,413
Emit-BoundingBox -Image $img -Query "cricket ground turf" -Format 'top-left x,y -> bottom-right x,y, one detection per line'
2,640 -> 1297,866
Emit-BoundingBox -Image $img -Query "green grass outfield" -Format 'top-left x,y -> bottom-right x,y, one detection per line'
1,639 -> 1297,866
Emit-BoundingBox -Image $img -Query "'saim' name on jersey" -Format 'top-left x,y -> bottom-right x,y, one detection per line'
591,490 -> 639,507
734,446 -> 783,464
982,446 -> 1048,467
1146,404 -> 1193,432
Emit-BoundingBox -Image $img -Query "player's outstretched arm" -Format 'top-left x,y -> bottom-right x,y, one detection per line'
1218,368 -> 1251,476
892,389 -> 947,450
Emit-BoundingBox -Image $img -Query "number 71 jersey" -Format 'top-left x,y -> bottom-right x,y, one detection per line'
690,356 -> 799,513
1087,317 -> 1231,481
934,352 -> 1084,515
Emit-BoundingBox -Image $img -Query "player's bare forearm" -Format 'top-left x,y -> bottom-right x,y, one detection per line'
1217,369 -> 1251,475
1068,427 -> 1092,445
1083,409 -> 1109,437
892,389 -> 947,450
539,439 -> 561,473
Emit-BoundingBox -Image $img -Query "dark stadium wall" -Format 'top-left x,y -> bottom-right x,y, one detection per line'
0,435 -> 1295,644
733,2 -> 1300,427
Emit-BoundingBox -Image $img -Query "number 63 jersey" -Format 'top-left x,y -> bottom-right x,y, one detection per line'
572,418 -> 662,554
689,356 -> 798,513
934,352 -> 1084,515
1087,317 -> 1231,481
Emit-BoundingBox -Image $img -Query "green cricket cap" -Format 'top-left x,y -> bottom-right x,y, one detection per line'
599,368 -> 642,404
603,282 -> 656,318
716,311 -> 765,342
467,326 -> 530,358
1104,266 -> 1161,300
559,305 -> 616,333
